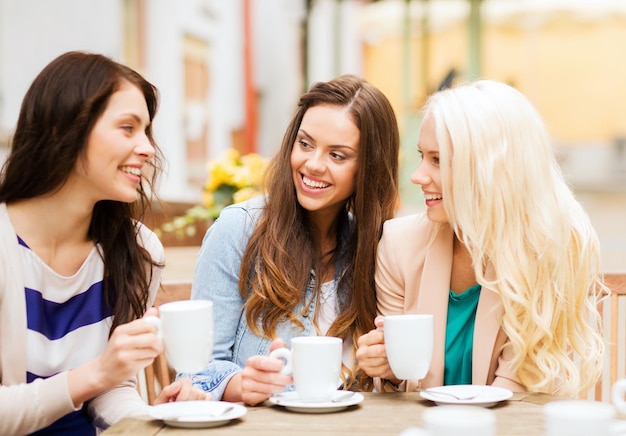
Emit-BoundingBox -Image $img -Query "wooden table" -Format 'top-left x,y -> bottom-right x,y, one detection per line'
102,391 -> 573,435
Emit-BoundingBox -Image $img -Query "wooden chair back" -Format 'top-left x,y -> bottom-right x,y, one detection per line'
589,273 -> 626,402
138,280 -> 192,405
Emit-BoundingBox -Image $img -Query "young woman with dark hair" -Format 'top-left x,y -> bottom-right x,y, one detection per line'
0,51 -> 208,435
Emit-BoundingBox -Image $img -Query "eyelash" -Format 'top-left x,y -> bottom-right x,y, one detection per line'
418,150 -> 439,165
298,140 -> 347,161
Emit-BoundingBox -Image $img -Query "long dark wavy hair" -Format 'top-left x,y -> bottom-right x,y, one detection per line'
0,51 -> 163,332
239,75 -> 399,390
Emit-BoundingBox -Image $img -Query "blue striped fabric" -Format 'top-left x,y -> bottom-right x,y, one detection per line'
18,235 -> 111,434
25,283 -> 112,340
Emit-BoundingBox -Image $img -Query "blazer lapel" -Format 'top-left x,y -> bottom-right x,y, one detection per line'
472,264 -> 503,384
417,224 -> 453,388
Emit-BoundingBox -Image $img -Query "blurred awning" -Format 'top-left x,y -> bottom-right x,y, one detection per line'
360,0 -> 626,80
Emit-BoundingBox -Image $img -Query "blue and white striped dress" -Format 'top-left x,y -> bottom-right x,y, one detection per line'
20,235 -> 112,435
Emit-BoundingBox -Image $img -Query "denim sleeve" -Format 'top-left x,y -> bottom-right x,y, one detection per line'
177,362 -> 241,401
185,200 -> 262,400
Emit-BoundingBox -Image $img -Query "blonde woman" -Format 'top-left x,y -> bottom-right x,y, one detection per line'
356,80 -> 606,397
0,51 -> 209,435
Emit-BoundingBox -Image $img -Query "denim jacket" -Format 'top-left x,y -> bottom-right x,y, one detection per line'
183,196 -> 352,400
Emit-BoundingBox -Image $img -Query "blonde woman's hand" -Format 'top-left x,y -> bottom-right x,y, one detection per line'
239,338 -> 293,406
356,316 -> 397,380
155,378 -> 212,404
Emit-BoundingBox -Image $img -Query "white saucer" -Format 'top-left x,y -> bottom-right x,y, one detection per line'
268,390 -> 364,413
420,385 -> 513,408
149,401 -> 246,428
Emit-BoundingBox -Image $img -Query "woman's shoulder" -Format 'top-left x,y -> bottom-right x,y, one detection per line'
200,195 -> 266,248
377,213 -> 435,268
382,212 -> 431,236
136,222 -> 165,263
223,195 -> 265,214
0,203 -> 11,229
0,203 -> 18,251
214,195 -> 266,227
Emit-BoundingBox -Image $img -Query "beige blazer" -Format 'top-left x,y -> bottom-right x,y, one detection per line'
375,213 -> 524,393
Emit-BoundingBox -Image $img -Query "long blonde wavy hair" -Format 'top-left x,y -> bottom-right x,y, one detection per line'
425,80 -> 606,397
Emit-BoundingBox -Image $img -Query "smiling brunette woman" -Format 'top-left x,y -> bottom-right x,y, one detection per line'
187,74 -> 400,406
0,51 -> 208,436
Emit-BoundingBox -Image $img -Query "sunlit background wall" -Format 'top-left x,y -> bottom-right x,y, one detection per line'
0,0 -> 624,270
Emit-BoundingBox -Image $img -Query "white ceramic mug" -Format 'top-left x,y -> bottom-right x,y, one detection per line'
423,405 -> 496,436
269,336 -> 342,403
613,378 -> 626,415
146,299 -> 214,373
383,314 -> 434,380
544,400 -> 626,436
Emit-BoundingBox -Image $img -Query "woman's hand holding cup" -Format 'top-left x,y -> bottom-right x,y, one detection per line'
268,336 -> 343,403
357,314 -> 434,383
356,316 -> 396,380
239,338 -> 293,406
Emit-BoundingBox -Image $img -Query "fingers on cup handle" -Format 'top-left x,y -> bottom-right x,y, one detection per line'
268,348 -> 292,374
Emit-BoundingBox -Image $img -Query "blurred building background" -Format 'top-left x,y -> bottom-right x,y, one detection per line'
0,0 -> 624,271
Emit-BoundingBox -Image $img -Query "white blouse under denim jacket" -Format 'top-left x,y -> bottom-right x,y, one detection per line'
186,196 -> 353,400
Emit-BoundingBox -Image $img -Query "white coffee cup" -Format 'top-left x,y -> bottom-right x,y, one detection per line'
544,400 -> 626,436
145,299 -> 214,373
423,405 -> 496,436
613,378 -> 626,415
269,336 -> 342,403
383,314 -> 434,380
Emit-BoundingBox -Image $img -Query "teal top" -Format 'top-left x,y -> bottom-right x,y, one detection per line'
444,283 -> 482,385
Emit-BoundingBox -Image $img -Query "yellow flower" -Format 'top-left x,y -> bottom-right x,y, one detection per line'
159,148 -> 269,237
205,149 -> 268,193
223,148 -> 241,162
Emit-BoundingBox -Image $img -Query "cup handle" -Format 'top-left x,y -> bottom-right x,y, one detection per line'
612,379 -> 626,414
268,347 -> 292,374
144,315 -> 163,339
